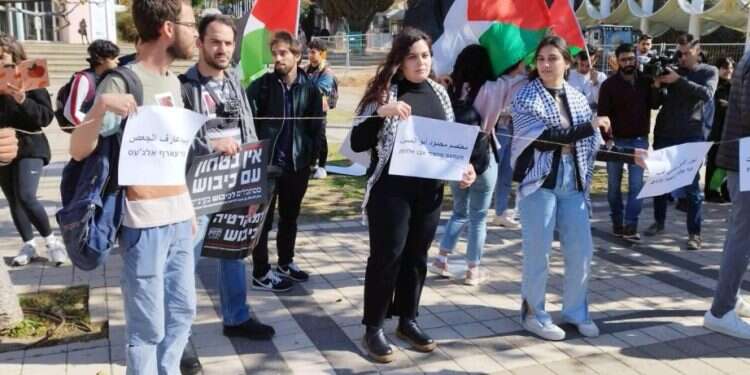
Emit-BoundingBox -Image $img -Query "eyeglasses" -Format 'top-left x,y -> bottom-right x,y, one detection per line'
174,21 -> 196,29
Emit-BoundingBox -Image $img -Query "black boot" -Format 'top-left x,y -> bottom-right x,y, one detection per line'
363,326 -> 394,363
180,337 -> 203,375
396,319 -> 436,352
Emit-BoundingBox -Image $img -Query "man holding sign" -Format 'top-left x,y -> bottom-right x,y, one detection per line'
703,50 -> 750,340
178,14 -> 273,374
69,1 -> 201,373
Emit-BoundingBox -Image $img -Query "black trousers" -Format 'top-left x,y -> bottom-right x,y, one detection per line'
362,174 -> 443,328
253,167 -> 311,278
0,158 -> 51,242
317,120 -> 328,168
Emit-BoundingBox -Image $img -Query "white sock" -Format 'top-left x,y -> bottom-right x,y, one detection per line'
44,234 -> 56,244
25,238 -> 36,247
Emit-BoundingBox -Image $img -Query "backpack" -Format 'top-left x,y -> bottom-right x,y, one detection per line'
55,69 -> 98,133
55,67 -> 143,271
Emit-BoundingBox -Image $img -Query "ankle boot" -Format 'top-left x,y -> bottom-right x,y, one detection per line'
396,319 -> 436,352
363,326 -> 394,363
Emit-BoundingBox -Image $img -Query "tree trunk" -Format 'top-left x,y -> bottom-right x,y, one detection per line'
0,261 -> 23,330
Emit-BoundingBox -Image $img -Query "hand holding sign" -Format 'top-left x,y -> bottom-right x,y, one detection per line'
637,142 -> 713,199
389,116 -> 479,181
118,106 -> 207,186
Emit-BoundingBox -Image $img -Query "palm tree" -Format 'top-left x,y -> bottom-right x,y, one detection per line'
0,261 -> 23,331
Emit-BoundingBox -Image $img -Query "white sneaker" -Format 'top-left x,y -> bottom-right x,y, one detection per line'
704,309 -> 750,340
312,167 -> 327,179
523,316 -> 566,341
464,266 -> 482,286
11,242 -> 38,266
46,237 -> 69,267
494,213 -> 520,229
736,298 -> 750,318
574,320 -> 600,337
429,258 -> 452,278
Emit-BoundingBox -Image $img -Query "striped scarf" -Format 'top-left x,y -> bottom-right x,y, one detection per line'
510,78 -> 602,200
353,78 -> 454,219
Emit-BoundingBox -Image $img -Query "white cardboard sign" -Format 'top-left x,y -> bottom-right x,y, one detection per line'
637,141 -> 713,199
388,116 -> 479,181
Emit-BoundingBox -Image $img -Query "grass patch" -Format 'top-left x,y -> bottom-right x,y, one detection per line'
0,286 -> 107,351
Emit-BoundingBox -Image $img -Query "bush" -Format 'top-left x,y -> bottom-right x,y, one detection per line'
117,11 -> 138,43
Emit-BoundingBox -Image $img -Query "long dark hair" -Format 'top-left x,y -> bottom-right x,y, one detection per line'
450,44 -> 493,103
528,36 -> 573,81
357,27 -> 432,113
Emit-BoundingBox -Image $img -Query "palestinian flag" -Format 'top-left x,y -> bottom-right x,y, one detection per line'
549,0 -> 587,57
234,0 -> 300,86
405,0 -> 552,77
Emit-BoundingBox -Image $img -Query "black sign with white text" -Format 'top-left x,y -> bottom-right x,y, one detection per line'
187,140 -> 269,216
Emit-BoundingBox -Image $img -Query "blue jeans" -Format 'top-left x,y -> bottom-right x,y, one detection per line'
652,136 -> 704,235
494,126 -> 514,214
439,154 -> 498,264
518,154 -> 593,325
710,173 -> 750,317
193,215 -> 251,326
606,137 -> 648,228
120,220 -> 196,375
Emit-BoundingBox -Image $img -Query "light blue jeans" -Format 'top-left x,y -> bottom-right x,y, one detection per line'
193,215 -> 252,326
518,154 -> 593,325
440,154 -> 498,264
120,220 -> 196,375
494,126 -> 514,214
606,137 -> 648,228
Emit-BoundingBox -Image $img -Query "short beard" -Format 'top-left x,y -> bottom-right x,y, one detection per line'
206,55 -> 230,70
621,66 -> 636,75
274,64 -> 293,76
168,33 -> 193,60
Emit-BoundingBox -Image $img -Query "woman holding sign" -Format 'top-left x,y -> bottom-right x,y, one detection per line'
350,28 -> 476,363
0,35 -> 68,267
511,36 -> 646,341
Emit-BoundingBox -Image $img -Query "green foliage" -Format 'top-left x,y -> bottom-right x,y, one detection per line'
2,319 -> 45,338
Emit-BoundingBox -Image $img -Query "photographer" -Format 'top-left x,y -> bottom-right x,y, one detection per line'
644,34 -> 718,251
636,34 -> 654,71
598,43 -> 660,241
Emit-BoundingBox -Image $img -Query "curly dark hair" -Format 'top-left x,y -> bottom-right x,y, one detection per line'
87,39 -> 120,68
357,27 -> 433,113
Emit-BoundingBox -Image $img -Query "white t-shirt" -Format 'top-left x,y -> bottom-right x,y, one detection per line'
568,69 -> 607,107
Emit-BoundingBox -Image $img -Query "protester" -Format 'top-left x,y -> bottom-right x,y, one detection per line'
482,60 -> 527,229
703,48 -> 750,340
305,38 -> 337,180
64,39 -> 120,126
597,43 -> 660,241
567,50 -> 606,110
68,1 -> 198,372
636,33 -> 654,70
247,31 -> 323,291
705,56 -> 733,203
511,36 -> 646,341
0,34 -> 68,267
644,34 -> 718,250
432,44 -> 498,285
179,14 -> 274,374
350,27 -> 476,362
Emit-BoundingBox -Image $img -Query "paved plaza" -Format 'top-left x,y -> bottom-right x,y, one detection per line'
1,127 -> 749,374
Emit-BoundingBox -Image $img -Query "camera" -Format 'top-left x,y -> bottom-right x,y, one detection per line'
642,51 -> 678,77
205,96 -> 242,139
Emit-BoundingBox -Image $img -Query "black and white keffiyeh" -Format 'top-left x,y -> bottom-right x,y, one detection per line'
352,78 -> 454,218
510,78 -> 603,200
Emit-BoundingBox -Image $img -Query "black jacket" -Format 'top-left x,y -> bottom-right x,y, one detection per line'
717,52 -> 750,171
653,64 -> 718,139
246,69 -> 323,172
0,88 -> 54,165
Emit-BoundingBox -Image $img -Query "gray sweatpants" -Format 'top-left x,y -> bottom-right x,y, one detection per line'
710,172 -> 750,317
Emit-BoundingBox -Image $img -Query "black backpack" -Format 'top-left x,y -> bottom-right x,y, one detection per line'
55,69 -> 97,133
56,67 -> 143,271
